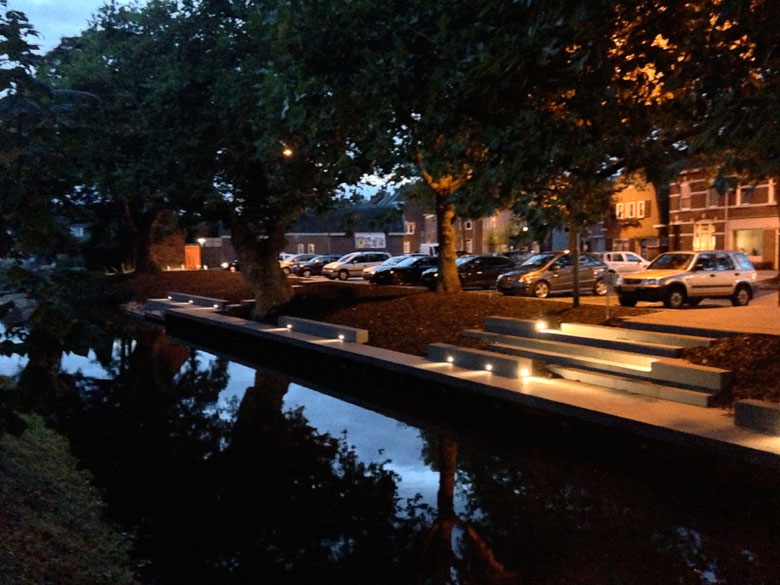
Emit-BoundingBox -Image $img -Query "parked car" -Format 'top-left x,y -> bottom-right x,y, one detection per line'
322,251 -> 391,280
598,251 -> 651,274
280,253 -> 319,275
502,251 -> 534,266
362,253 -> 427,280
222,259 -> 240,272
420,254 -> 516,289
293,254 -> 343,277
615,250 -> 757,309
496,251 -> 607,298
370,255 -> 439,285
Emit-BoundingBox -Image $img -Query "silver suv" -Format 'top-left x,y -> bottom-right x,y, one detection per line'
616,250 -> 757,309
322,251 -> 391,280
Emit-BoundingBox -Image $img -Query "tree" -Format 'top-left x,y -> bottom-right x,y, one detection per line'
0,0 -> 83,259
40,0 -> 216,273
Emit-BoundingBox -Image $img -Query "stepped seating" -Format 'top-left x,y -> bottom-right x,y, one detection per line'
461,317 -> 729,407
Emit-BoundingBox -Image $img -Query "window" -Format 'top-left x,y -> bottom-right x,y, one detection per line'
715,253 -> 734,271
612,239 -> 630,251
693,222 -> 715,251
625,253 -> 644,263
626,202 -> 636,218
403,241 -> 411,254
405,221 -> 415,235
615,203 -> 624,219
464,220 -> 473,231
636,200 -> 646,218
733,229 -> 763,256
465,238 -> 473,253
680,182 -> 691,209
296,243 -> 305,253
696,253 -> 716,270
307,243 -> 315,253
734,252 -> 755,270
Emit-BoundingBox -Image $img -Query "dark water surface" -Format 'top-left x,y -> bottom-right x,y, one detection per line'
3,317 -> 780,585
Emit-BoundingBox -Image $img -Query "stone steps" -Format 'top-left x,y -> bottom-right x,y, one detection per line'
460,317 -> 731,405
547,366 -> 717,407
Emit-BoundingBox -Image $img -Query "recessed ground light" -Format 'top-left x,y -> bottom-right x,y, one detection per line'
446,356 -> 454,363
188,299 -> 194,304
338,334 -> 345,340
286,324 -> 293,330
485,364 -> 493,372
167,295 -> 172,300
520,367 -> 531,378
535,320 -> 547,331
213,304 -> 219,309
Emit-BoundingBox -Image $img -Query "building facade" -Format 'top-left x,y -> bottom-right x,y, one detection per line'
669,169 -> 778,269
604,180 -> 667,260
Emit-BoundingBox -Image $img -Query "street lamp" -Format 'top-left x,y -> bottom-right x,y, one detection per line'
197,237 -> 207,246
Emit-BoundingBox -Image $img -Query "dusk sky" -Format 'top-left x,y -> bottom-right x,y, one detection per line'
13,0 -> 123,53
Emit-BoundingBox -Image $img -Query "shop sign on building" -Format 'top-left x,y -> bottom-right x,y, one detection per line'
354,232 -> 386,249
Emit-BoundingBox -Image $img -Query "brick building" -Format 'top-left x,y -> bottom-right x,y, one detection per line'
669,169 -> 778,269
283,191 -> 427,256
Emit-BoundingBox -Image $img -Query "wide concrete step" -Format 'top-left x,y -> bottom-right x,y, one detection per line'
620,320 -> 734,338
463,329 -> 657,368
559,322 -> 715,348
548,366 -> 718,407
483,341 -> 730,392
483,316 -> 713,353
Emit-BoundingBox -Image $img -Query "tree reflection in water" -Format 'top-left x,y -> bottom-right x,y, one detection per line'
47,326 -> 418,584
5,299 -> 780,584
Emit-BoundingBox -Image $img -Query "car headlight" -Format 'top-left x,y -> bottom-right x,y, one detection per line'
221,262 -> 229,269
641,279 -> 658,285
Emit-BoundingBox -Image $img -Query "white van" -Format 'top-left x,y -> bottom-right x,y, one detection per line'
419,243 -> 439,256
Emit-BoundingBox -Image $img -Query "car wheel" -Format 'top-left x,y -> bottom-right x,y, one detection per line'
663,286 -> 686,309
302,268 -> 312,277
593,278 -> 608,296
532,281 -> 550,298
731,284 -> 751,307
618,293 -> 637,307
338,269 -> 350,281
687,298 -> 702,307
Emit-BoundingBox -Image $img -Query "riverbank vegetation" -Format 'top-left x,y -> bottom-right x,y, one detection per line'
0,413 -> 137,585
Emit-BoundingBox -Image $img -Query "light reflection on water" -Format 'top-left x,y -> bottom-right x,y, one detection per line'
3,319 -> 780,585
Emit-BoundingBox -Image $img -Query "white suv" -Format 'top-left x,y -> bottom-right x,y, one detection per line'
616,251 -> 757,309
601,251 -> 650,274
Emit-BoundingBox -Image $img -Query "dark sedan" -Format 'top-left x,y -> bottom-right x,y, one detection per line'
293,254 -> 342,277
369,255 -> 439,285
420,254 -> 516,289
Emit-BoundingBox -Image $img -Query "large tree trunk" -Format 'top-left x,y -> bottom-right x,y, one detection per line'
435,190 -> 462,292
121,200 -> 162,273
230,211 -> 293,319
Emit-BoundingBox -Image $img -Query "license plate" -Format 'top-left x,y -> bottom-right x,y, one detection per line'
620,285 -> 636,292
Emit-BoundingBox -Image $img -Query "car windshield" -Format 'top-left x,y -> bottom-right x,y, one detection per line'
519,253 -> 558,269
336,253 -> 357,262
382,256 -> 408,266
647,253 -> 694,270
455,256 -> 475,266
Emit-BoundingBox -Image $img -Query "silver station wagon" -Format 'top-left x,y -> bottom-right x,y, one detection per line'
322,251 -> 391,280
615,250 -> 757,309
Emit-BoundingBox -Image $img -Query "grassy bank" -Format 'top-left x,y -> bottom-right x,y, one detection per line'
0,415 -> 137,585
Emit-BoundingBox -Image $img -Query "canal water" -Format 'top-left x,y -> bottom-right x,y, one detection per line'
2,316 -> 780,585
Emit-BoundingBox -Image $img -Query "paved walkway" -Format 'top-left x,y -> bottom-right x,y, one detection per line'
153,299 -> 780,468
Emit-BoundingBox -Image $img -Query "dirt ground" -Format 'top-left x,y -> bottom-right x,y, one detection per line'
118,270 -> 780,404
